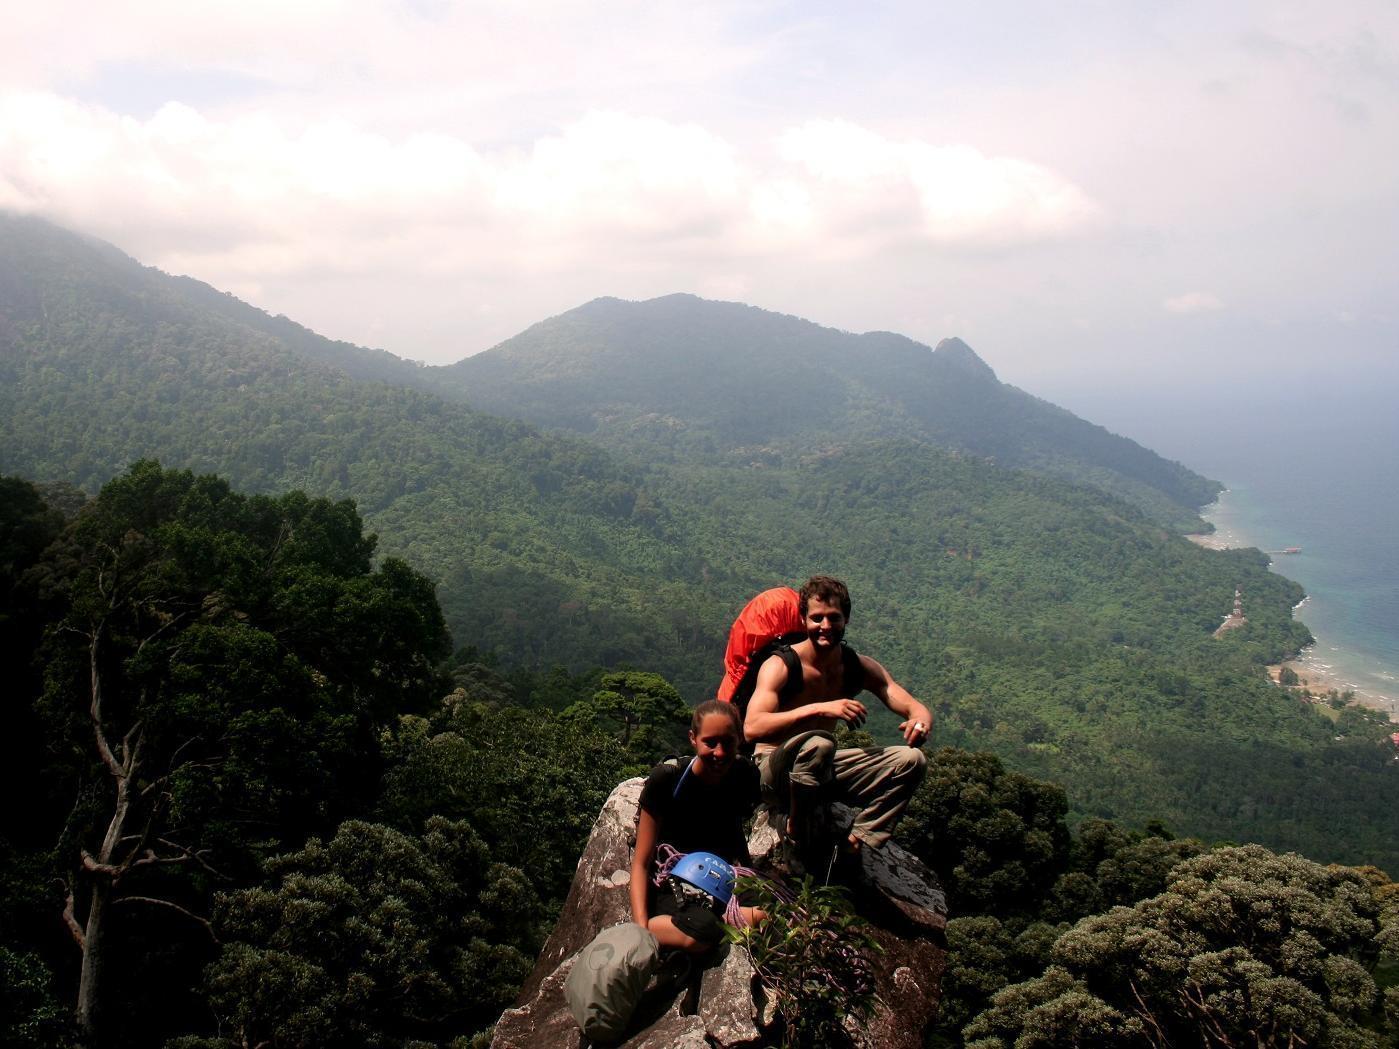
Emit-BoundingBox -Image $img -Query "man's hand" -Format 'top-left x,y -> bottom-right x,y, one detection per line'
899,705 -> 932,746
824,698 -> 868,727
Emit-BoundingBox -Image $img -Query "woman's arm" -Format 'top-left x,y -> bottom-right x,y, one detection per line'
630,807 -> 660,927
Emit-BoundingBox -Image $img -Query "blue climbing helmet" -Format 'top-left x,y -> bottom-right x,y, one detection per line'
668,851 -> 737,905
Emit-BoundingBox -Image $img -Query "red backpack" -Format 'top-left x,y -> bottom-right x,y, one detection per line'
717,586 -> 868,727
716,586 -> 805,705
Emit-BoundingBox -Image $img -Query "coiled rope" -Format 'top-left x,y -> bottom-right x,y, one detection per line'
651,843 -> 793,928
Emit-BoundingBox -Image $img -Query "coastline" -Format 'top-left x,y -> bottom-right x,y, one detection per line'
1266,652 -> 1399,719
1187,508 -> 1399,723
1185,532 -> 1231,551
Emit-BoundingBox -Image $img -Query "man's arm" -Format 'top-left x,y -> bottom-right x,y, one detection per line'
743,654 -> 867,742
860,655 -> 932,746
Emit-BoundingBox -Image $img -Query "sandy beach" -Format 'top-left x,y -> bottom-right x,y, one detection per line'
1185,531 -> 1235,551
1266,654 -> 1399,721
1187,532 -> 1399,722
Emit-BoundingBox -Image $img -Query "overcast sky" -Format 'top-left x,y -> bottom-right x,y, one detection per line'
2,0 -> 1396,400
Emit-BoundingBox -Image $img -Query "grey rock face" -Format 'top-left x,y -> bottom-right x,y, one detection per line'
625,1014 -> 710,1048
697,945 -> 764,1048
492,778 -> 947,1049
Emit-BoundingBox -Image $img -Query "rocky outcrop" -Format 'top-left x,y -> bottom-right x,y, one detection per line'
492,779 -> 947,1049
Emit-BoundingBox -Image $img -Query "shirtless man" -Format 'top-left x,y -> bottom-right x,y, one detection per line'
743,576 -> 932,865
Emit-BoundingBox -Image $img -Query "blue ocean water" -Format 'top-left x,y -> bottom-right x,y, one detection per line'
1048,384 -> 1399,718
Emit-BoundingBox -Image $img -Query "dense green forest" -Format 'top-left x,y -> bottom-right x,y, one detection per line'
893,749 -> 1399,1047
3,211 -> 1397,874
437,293 -> 1222,532
2,469 -> 1395,1048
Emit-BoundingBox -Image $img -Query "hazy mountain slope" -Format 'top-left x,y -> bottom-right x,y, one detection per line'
0,216 -> 1217,529
169,272 -> 437,389
439,294 -> 1221,529
4,213 -> 1395,869
0,212 -> 718,671
0,213 -> 435,392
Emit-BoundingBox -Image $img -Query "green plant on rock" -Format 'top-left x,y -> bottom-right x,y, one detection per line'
727,876 -> 881,1049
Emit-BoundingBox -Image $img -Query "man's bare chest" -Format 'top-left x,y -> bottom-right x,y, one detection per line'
777,658 -> 848,708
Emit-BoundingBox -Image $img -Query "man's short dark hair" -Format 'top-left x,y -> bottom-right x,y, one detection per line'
799,575 -> 851,618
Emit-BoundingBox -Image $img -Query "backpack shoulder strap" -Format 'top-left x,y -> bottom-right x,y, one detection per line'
660,755 -> 692,799
840,643 -> 866,696
732,633 -> 806,714
771,645 -> 859,698
776,645 -> 803,701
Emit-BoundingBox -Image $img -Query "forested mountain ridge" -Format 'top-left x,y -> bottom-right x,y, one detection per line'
3,212 -> 1396,876
2,211 -> 1217,530
0,213 -> 434,391
438,294 -> 1221,530
0,211 -> 717,670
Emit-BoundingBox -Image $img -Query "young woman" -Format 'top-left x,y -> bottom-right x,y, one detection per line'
630,700 -> 765,953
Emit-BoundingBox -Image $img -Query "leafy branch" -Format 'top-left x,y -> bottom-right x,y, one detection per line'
727,875 -> 881,1049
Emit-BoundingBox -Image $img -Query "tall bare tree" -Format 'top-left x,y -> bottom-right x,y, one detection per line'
39,463 -> 449,1042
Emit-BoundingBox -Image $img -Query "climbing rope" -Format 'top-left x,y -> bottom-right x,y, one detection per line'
651,843 -> 793,929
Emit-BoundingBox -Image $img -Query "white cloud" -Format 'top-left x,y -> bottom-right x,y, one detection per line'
0,0 -> 769,127
0,91 -> 1099,291
775,120 -> 1100,246
492,112 -> 742,239
3,1 -> 1395,379
1163,292 -> 1225,314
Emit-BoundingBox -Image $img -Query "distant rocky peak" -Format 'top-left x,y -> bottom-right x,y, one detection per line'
933,337 -> 998,382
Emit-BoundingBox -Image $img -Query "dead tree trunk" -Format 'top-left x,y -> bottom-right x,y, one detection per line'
72,626 -> 141,1042
75,878 -> 110,1035
67,623 -> 216,1044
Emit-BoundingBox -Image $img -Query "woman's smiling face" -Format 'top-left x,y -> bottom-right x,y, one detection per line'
691,712 -> 739,779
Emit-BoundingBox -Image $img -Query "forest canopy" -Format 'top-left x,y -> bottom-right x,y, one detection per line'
1,469 -> 1395,1049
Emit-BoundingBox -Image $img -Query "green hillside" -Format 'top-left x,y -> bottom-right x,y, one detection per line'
2,212 -> 1395,871
0,214 -> 729,676
438,294 -> 1221,530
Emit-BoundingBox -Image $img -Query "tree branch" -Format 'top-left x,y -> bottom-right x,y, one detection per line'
119,718 -> 144,776
113,896 -> 218,944
88,628 -> 123,780
118,789 -> 167,870
120,838 -> 227,880
265,520 -> 292,574
131,609 -> 192,660
167,735 -> 203,771
62,882 -> 85,949
155,838 -> 227,879
1179,982 -> 1236,1047
1129,978 -> 1169,1048
81,849 -> 124,878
